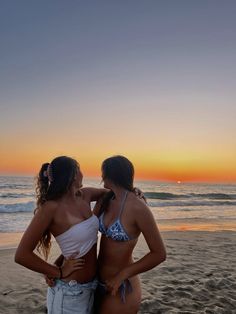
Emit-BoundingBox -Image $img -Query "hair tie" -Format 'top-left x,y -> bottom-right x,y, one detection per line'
43,170 -> 48,178
43,164 -> 53,183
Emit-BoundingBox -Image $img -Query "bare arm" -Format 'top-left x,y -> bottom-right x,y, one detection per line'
81,187 -> 109,202
15,203 -> 81,278
124,205 -> 166,275
92,188 -> 145,217
92,196 -> 105,216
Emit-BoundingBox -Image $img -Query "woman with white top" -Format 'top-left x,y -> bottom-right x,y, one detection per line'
15,156 -> 106,314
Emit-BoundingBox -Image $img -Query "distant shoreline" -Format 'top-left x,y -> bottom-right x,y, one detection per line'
1,226 -> 236,250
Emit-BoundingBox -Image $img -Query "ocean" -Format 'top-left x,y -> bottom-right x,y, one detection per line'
0,176 -> 236,233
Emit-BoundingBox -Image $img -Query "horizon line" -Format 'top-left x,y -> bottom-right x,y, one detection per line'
0,173 -> 236,185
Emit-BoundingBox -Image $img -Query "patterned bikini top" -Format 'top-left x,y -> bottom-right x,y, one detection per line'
99,191 -> 133,241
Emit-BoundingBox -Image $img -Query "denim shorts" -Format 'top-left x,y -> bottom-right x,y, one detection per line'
47,278 -> 98,314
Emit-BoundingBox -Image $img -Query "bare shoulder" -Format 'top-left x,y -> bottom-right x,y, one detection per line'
80,187 -> 108,202
127,193 -> 150,215
36,200 -> 58,217
127,193 -> 159,237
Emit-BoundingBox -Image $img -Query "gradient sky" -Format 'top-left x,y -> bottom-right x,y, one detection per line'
1,1 -> 236,182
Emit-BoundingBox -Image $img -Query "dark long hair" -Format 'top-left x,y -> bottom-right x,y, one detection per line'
35,156 -> 78,259
101,155 -> 135,212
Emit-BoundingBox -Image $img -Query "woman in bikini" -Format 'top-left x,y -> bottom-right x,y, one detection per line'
15,156 -> 107,314
94,155 -> 166,314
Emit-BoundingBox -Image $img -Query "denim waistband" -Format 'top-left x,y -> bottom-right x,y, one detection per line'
47,278 -> 97,314
55,278 -> 98,291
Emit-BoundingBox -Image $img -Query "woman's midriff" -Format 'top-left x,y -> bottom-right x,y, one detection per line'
62,244 -> 97,283
98,236 -> 138,281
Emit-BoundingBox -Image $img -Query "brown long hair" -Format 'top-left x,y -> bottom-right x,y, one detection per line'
100,155 -> 135,212
35,156 -> 78,259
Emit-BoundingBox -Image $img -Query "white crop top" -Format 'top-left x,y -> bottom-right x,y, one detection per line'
55,214 -> 99,258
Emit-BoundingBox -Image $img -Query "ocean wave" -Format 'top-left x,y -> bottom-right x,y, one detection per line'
148,200 -> 236,208
0,184 -> 33,190
190,193 -> 236,199
0,192 -> 35,198
144,192 -> 236,200
0,201 -> 35,213
153,216 -> 236,221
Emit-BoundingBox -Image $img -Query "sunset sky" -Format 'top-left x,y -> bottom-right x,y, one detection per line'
1,1 -> 236,182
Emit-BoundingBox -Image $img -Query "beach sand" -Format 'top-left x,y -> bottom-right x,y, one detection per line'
0,231 -> 235,314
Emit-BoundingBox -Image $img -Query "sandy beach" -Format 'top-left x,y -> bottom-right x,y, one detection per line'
0,231 -> 235,314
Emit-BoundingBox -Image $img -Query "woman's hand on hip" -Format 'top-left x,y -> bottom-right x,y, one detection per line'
61,254 -> 85,278
45,275 -> 55,287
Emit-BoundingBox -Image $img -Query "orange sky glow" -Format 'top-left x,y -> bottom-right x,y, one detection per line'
1,149 -> 236,183
1,2 -> 236,183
